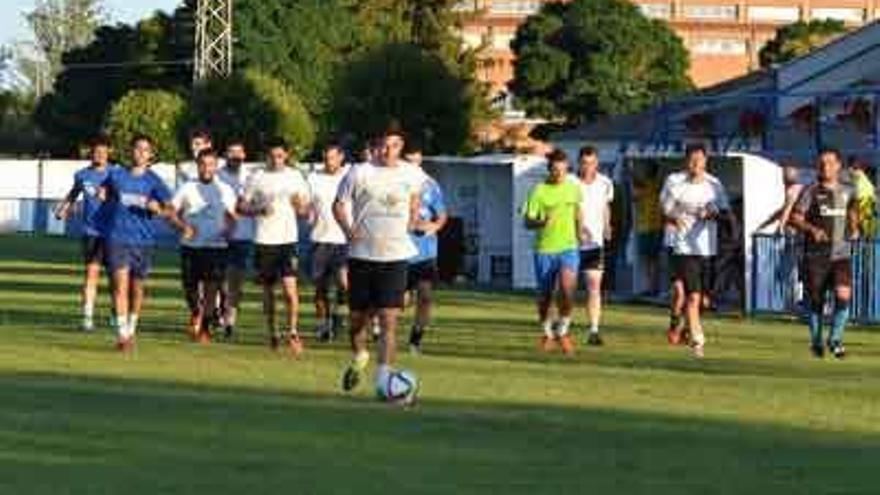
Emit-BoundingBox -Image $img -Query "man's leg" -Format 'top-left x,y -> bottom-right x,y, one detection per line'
331,264 -> 349,335
408,279 -> 433,351
343,259 -> 371,391
128,278 -> 145,336
556,264 -> 578,354
668,254 -> 687,344
804,260 -> 828,357
376,307 -> 401,386
181,249 -> 202,340
828,261 -> 853,358
81,261 -> 101,331
225,266 -> 246,336
111,267 -> 130,345
685,290 -> 704,357
281,275 -> 303,354
585,269 -> 604,345
262,282 -> 278,347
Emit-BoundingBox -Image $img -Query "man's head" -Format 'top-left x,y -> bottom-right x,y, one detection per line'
323,141 -> 345,174
90,135 -> 112,167
265,137 -> 289,170
546,149 -> 569,184
817,148 -> 843,183
130,134 -> 154,168
225,138 -> 246,168
196,148 -> 219,183
190,129 -> 213,159
685,143 -> 708,178
578,146 -> 599,178
379,124 -> 406,167
404,142 -> 424,168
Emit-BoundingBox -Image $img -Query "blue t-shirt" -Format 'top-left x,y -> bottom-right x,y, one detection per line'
102,166 -> 173,246
410,176 -> 447,263
71,164 -> 114,237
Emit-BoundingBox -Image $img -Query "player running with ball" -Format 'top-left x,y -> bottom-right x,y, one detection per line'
335,125 -> 424,398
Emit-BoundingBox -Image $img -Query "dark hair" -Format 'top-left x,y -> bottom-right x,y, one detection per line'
196,148 -> 219,162
130,134 -> 153,148
190,128 -> 212,142
225,137 -> 246,149
404,140 -> 424,156
384,120 -> 406,140
546,149 -> 568,164
818,147 -> 842,162
578,146 -> 598,160
89,135 -> 112,149
685,143 -> 707,157
323,140 -> 344,154
265,137 -> 289,152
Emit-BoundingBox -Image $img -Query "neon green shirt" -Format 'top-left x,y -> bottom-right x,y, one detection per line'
523,180 -> 582,254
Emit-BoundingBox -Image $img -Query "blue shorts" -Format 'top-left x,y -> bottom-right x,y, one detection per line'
106,243 -> 155,280
534,250 -> 580,295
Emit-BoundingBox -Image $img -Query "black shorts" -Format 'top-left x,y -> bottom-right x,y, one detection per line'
407,259 -> 438,291
349,258 -> 408,311
254,243 -> 299,285
312,243 -> 348,288
181,247 -> 228,288
82,235 -> 107,265
579,248 -> 605,272
226,240 -> 253,271
671,255 -> 710,294
804,258 -> 852,307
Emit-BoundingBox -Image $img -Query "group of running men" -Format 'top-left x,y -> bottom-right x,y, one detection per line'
56,125 -> 448,394
524,143 -> 862,359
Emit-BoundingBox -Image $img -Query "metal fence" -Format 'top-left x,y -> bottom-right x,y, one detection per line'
751,234 -> 880,323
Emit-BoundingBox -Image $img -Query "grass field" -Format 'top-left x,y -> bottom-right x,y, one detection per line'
0,235 -> 878,494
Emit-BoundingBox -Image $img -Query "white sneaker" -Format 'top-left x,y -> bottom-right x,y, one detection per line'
692,343 -> 705,359
82,317 -> 95,332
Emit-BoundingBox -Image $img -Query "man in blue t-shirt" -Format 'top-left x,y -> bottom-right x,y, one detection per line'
404,145 -> 447,354
101,134 -> 193,351
55,135 -> 116,332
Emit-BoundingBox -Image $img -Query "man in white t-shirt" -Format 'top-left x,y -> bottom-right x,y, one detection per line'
307,141 -> 351,342
661,144 -> 731,358
334,127 -> 423,395
217,138 -> 255,340
573,146 -> 614,346
172,148 -> 238,343
242,138 -> 311,354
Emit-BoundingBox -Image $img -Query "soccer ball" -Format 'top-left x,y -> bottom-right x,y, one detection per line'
376,369 -> 419,406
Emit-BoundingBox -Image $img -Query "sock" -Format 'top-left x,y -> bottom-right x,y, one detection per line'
541,320 -> 554,338
589,322 -> 599,334
83,302 -> 94,320
829,300 -> 850,346
375,364 -> 392,390
557,317 -> 572,336
226,307 -> 237,327
352,350 -> 369,371
116,316 -> 129,340
808,310 -> 823,348
127,315 -> 139,337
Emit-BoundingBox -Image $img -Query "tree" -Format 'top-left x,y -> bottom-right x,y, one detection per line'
21,0 -> 105,93
106,89 -> 187,162
188,70 -> 316,159
759,20 -> 848,68
34,4 -> 193,154
329,43 -> 480,153
510,0 -> 692,124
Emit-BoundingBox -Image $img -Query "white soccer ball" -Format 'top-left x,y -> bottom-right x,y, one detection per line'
377,369 -> 419,406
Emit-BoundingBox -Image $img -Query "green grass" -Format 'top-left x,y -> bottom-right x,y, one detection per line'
0,235 -> 878,494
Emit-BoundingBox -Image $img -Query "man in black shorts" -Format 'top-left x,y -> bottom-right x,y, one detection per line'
334,125 -> 424,394
789,148 -> 860,359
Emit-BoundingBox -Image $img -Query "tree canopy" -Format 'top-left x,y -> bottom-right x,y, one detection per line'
759,20 -> 848,68
510,0 -> 692,124
106,89 -> 187,162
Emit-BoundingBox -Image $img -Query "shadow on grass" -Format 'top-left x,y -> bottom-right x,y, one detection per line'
0,370 -> 876,495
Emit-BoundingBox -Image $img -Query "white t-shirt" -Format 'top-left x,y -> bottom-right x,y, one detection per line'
660,171 -> 723,247
218,165 -> 255,241
335,161 -> 423,262
244,166 -> 310,246
662,175 -> 730,257
307,166 -> 349,245
172,179 -> 237,249
571,173 -> 614,250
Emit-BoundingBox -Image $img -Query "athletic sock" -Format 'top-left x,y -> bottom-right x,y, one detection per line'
808,310 -> 823,348
83,302 -> 94,320
352,350 -> 369,371
830,300 -> 850,346
589,322 -> 599,335
557,317 -> 572,336
115,316 -> 129,340
375,364 -> 392,390
541,320 -> 554,338
127,315 -> 139,337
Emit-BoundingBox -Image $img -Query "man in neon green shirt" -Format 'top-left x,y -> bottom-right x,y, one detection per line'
523,149 -> 583,354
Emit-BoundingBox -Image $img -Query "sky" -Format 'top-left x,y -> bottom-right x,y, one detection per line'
1,0 -> 182,47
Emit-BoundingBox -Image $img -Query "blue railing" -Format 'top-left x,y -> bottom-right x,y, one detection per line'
751,234 -> 880,324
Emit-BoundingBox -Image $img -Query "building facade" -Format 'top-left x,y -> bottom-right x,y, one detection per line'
455,0 -> 875,91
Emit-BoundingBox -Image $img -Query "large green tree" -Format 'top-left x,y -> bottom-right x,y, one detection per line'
510,0 -> 691,124
759,20 -> 848,68
34,4 -> 193,154
106,89 -> 187,162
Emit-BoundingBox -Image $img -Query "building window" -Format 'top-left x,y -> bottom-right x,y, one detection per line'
811,8 -> 864,23
682,5 -> 738,20
489,0 -> 542,15
691,38 -> 748,55
640,3 -> 671,19
747,6 -> 800,22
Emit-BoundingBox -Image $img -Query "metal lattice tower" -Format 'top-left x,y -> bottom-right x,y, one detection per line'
194,0 -> 233,82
